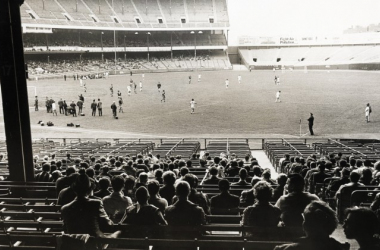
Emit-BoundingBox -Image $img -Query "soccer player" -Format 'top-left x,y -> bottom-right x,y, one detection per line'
139,81 -> 143,91
83,82 -> 87,92
190,99 -> 197,114
117,90 -> 122,97
225,79 -> 229,89
238,75 -> 241,84
142,73 -> 145,81
277,76 -> 280,85
365,103 -> 372,122
110,84 -> 114,97
188,75 -> 191,84
157,82 -> 161,92
198,74 -> 201,82
275,91 -> 281,103
161,90 -> 166,103
274,76 -> 277,85
127,85 -> 131,96
118,97 -> 124,113
79,78 -> 83,87
134,82 -> 137,94
97,99 -> 103,116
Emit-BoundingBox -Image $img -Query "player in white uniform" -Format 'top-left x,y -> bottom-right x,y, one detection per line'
127,85 -> 131,96
198,74 -> 201,82
139,81 -> 143,91
275,91 -> 281,102
238,75 -> 241,84
142,74 -> 145,81
225,79 -> 229,89
276,76 -> 280,85
365,103 -> 371,122
190,99 -> 197,114
79,78 -> 83,87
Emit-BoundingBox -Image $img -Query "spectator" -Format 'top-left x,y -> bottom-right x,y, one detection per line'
210,179 -> 239,215
159,171 -> 176,205
262,169 -> 277,185
56,166 -> 76,195
35,163 -> 51,182
50,170 -> 62,183
57,173 -> 80,206
335,172 -> 363,198
203,166 -> 221,185
61,172 -> 120,238
275,174 -> 319,228
120,186 -> 166,226
275,201 -> 348,250
147,180 -> 168,213
165,181 -> 206,238
231,168 -> 250,186
326,168 -> 350,198
242,181 -> 281,227
94,177 -> 111,199
103,176 -> 133,223
343,207 -> 380,250
359,167 -> 373,185
273,174 -> 288,201
154,169 -> 164,184
309,162 -> 331,194
226,160 -> 240,177
239,177 -> 261,207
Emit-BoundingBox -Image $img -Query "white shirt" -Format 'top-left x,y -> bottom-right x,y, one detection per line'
52,103 -> 56,110
225,80 -> 229,85
365,107 -> 370,116
190,101 -> 196,108
142,74 -> 145,78
127,86 -> 131,92
238,76 -> 241,80
139,81 -> 142,87
198,75 -> 201,78
276,92 -> 280,98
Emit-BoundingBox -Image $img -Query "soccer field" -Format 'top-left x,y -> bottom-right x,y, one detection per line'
1,69 -> 380,139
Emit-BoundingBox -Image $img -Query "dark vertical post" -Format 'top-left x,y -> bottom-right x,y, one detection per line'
0,0 -> 34,181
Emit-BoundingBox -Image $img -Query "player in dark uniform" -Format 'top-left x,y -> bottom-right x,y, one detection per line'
161,90 -> 166,103
157,82 -> 162,92
110,84 -> 114,97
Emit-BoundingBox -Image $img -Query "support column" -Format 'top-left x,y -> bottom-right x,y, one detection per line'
0,0 -> 34,181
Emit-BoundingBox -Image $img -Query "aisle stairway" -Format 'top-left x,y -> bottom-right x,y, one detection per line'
251,150 -> 278,179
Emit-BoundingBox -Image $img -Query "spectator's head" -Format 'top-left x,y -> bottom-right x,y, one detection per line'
253,181 -> 273,203
349,172 -> 361,183
135,186 -> 150,205
239,168 -> 248,180
51,170 -> 62,181
180,167 -> 189,177
98,177 -> 111,191
362,168 -> 372,180
303,201 -> 338,237
66,166 -> 76,176
214,157 -> 220,164
344,207 -> 379,241
341,168 -> 350,178
209,166 -> 218,176
183,174 -> 196,189
251,176 -> 261,187
42,164 -> 50,172
349,158 -> 356,167
339,160 -> 347,168
72,173 -> 92,197
85,168 -> 95,178
287,174 -> 305,193
175,181 -> 191,200
262,169 -> 271,179
147,180 -> 160,196
356,160 -> 363,168
138,172 -> 148,184
277,173 -> 288,186
111,176 -> 125,193
252,166 -> 262,177
154,169 -> 163,179
163,171 -> 176,186
218,179 -> 230,192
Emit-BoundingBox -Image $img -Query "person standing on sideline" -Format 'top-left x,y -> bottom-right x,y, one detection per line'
127,85 -> 131,96
51,102 -> 57,116
58,98 -> 64,114
238,75 -> 241,84
34,96 -> 38,111
77,99 -> 84,114
79,77 -> 83,87
190,99 -> 197,114
63,100 -> 68,116
161,90 -> 166,103
111,102 -> 117,118
70,101 -> 77,117
139,81 -> 143,92
365,103 -> 372,123
64,75 -> 66,81
308,113 -> 314,135
225,79 -> 229,89
91,100 -> 97,116
97,99 -> 103,116
275,91 -> 281,102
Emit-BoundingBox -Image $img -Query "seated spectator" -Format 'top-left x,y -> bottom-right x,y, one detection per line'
335,172 -> 363,198
98,166 -> 112,179
175,167 -> 189,184
326,168 -> 350,197
173,174 -> 210,214
50,170 -> 62,183
120,186 -> 167,226
262,169 -> 277,185
147,180 -> 168,213
343,207 -> 380,250
134,172 -> 148,190
154,169 -> 164,184
226,160 -> 240,177
273,174 -> 288,201
123,175 -> 136,202
35,163 -> 51,182
242,181 -> 281,227
159,171 -> 176,205
165,181 -> 206,238
61,172 -> 120,238
94,177 -> 111,199
210,179 -> 239,215
203,166 -> 221,185
123,161 -> 136,176
57,173 -> 80,206
103,176 -> 133,223
56,166 -> 76,194
239,177 -> 261,207
359,167 -> 373,185
309,162 -> 331,194
275,174 -> 319,228
231,168 -> 250,186
275,201 -> 348,250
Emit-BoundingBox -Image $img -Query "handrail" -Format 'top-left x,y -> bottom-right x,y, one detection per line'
328,138 -> 367,157
165,139 -> 184,157
282,139 -> 302,155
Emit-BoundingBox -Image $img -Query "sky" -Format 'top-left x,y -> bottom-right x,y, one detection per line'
227,0 -> 380,45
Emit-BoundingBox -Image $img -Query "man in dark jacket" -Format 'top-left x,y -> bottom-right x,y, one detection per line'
70,101 -> 77,117
308,113 -> 314,135
210,179 -> 239,215
91,99 -> 97,116
111,102 -> 117,117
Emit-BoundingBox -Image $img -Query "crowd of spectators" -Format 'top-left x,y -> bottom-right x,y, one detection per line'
31,150 -> 380,249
